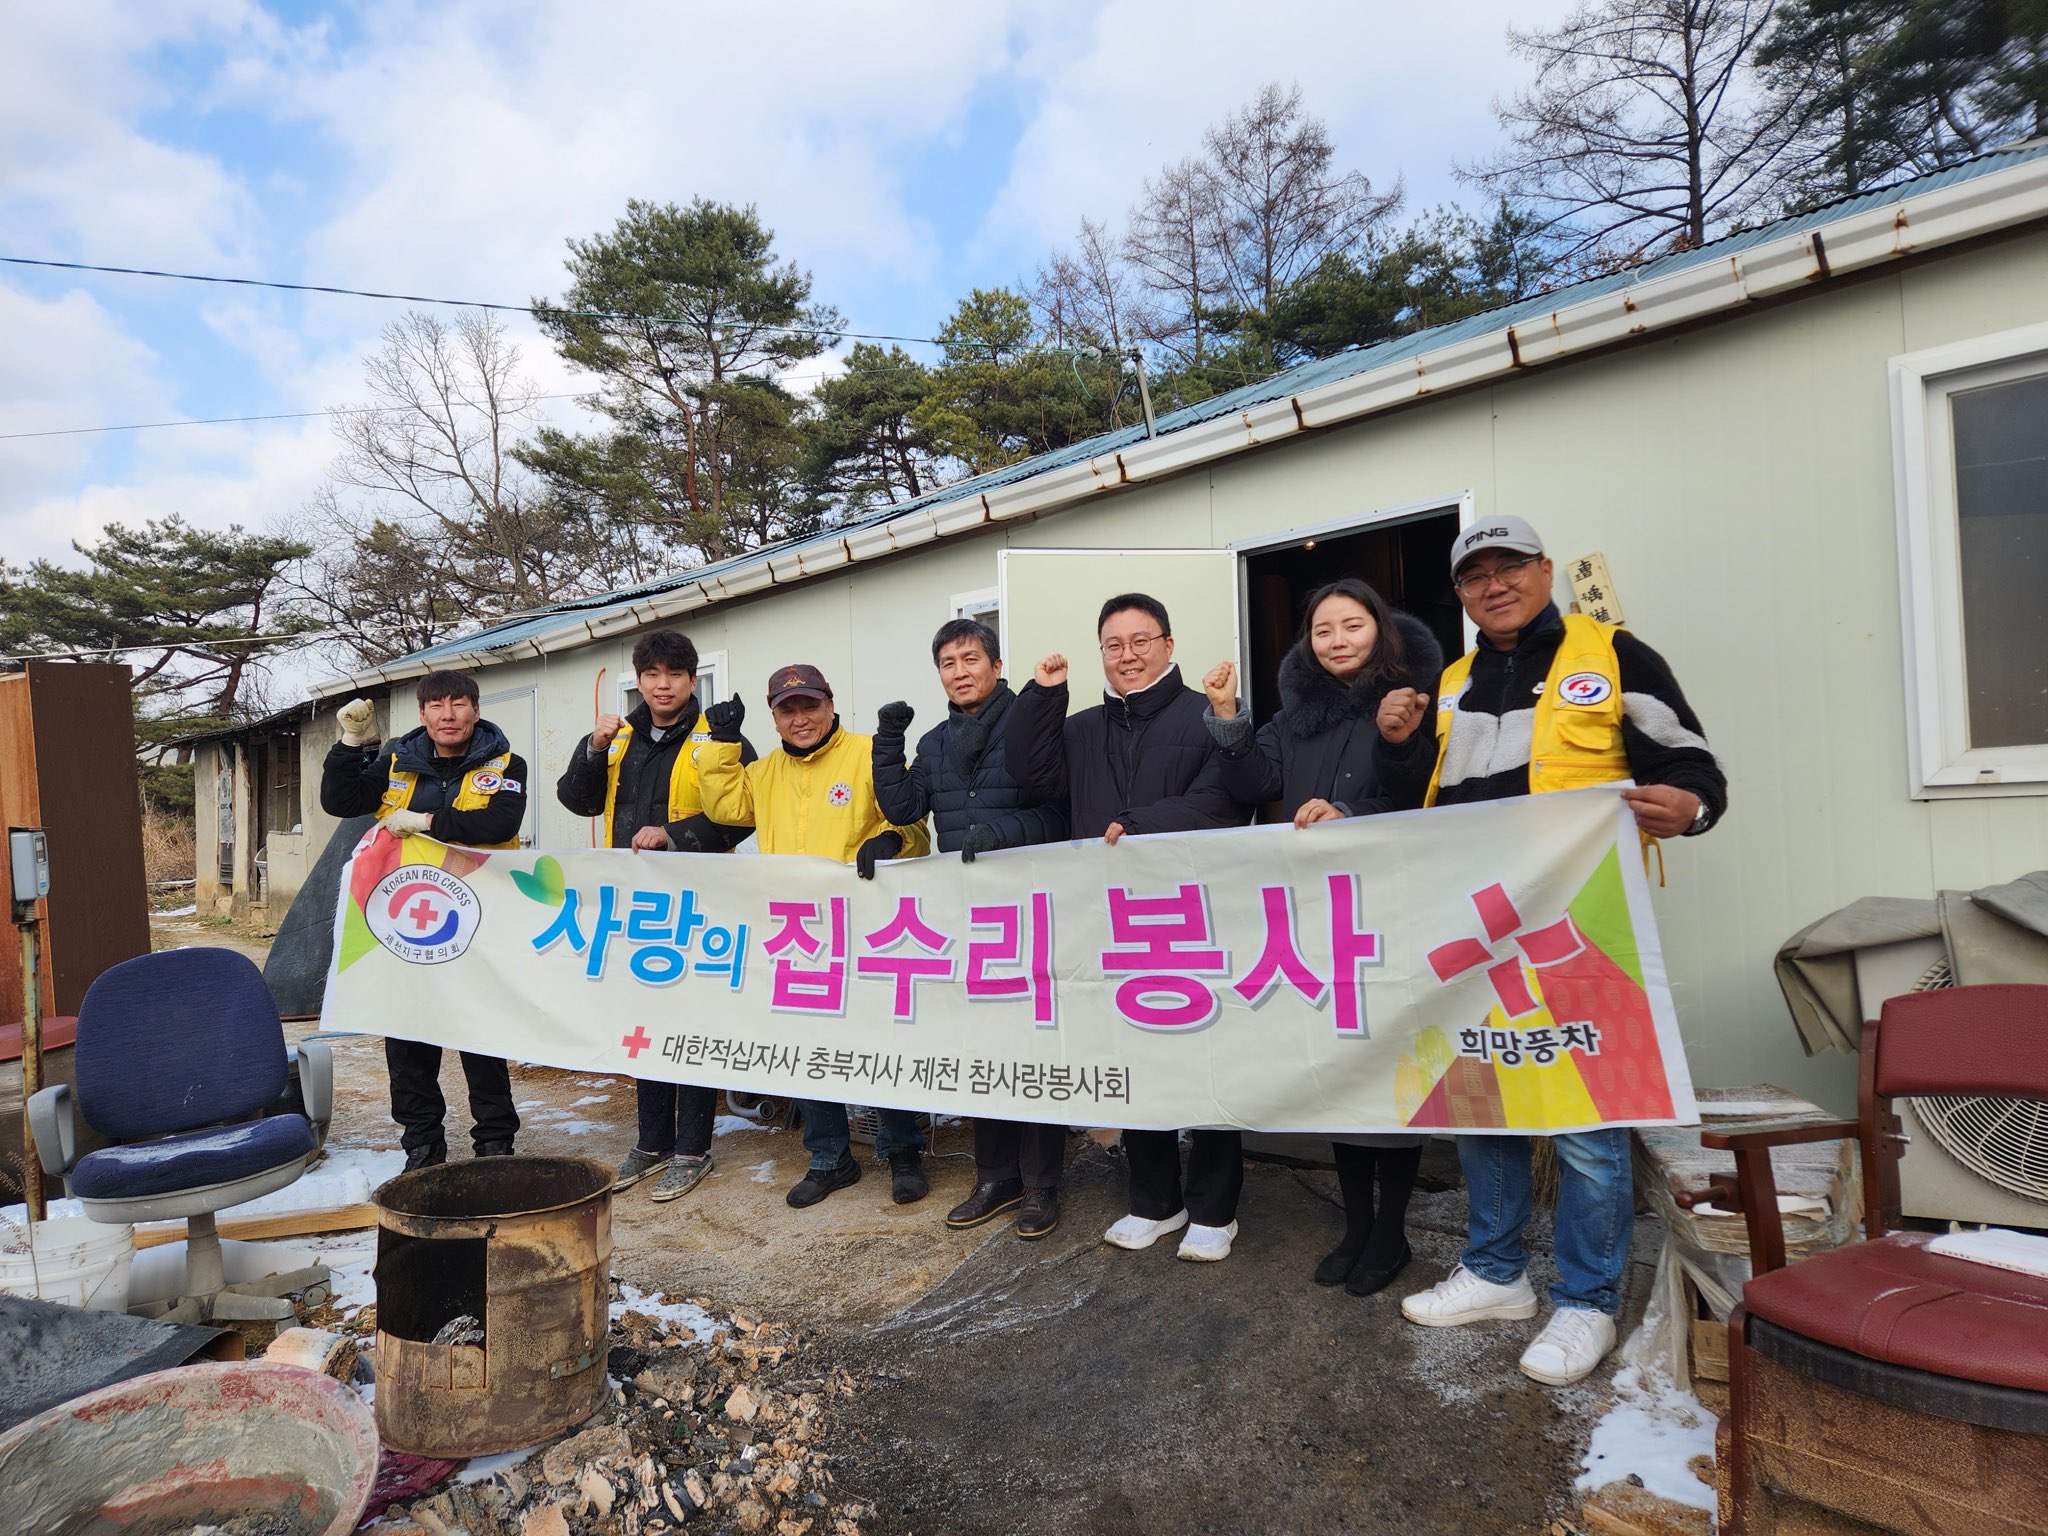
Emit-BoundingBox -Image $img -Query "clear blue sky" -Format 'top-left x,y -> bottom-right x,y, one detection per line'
0,0 -> 1572,573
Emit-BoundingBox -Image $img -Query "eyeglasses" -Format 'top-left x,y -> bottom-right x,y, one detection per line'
1453,556 -> 1540,596
1100,633 -> 1165,659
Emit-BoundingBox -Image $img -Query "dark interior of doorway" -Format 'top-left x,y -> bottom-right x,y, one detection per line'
1239,509 -> 1463,819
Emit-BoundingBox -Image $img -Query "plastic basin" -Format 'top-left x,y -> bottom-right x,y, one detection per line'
0,1217 -> 134,1313
0,1361 -> 379,1536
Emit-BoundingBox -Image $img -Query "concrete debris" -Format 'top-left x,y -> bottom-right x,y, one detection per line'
431,1313 -> 487,1348
381,1300 -> 872,1536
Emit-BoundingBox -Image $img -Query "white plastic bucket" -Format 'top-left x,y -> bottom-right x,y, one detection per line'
0,1217 -> 136,1312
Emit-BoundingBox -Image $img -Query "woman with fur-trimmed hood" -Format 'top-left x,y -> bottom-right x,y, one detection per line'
1200,578 -> 1443,1299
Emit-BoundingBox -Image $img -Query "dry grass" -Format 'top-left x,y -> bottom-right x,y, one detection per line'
141,804 -> 195,889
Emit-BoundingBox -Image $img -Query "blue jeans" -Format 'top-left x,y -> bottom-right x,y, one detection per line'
797,1099 -> 924,1170
1458,1128 -> 1633,1314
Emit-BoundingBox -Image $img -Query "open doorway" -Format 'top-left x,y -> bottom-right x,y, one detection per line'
1235,499 -> 1466,815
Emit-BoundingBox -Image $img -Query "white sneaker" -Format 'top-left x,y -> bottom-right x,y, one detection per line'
1518,1306 -> 1617,1386
1400,1264 -> 1540,1328
1103,1210 -> 1189,1250
1175,1221 -> 1238,1262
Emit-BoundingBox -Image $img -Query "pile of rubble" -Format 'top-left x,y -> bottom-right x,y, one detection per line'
376,1304 -> 875,1536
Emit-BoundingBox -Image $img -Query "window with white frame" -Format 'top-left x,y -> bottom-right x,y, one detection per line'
950,585 -> 1000,631
1892,324 -> 2048,795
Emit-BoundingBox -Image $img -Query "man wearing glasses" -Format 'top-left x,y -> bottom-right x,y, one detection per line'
1374,515 -> 1726,1388
1007,592 -> 1250,1260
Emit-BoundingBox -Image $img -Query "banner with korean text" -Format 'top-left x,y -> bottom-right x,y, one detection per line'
322,786 -> 1697,1134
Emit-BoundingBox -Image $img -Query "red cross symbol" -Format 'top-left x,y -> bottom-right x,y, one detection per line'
408,897 -> 441,932
1426,883 -> 1584,1020
621,1027 -> 652,1059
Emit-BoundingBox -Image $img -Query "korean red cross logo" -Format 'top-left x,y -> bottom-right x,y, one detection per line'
1558,671 -> 1612,706
365,865 -> 482,964
828,782 -> 852,807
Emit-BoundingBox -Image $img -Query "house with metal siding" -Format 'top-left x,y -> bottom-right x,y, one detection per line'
191,142 -> 2048,1112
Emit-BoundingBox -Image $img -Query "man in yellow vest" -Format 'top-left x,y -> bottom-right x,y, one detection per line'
555,629 -> 757,1202
696,663 -> 933,1209
1374,515 -> 1726,1387
321,669 -> 528,1169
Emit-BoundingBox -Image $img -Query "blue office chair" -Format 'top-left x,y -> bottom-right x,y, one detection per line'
28,948 -> 333,1325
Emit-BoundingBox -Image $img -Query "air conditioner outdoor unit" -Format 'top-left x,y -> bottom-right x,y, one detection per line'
1853,938 -> 2048,1232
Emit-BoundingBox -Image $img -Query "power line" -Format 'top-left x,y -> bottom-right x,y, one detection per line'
0,254 -> 950,347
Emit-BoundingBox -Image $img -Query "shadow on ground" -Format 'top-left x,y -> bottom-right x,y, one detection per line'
834,1146 -> 1657,1536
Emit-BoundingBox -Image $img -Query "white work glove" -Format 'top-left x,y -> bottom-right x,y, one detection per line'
382,808 -> 435,838
337,698 -> 379,748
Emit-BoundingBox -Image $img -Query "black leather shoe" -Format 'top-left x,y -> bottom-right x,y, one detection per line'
889,1150 -> 929,1205
1016,1187 -> 1059,1240
787,1159 -> 861,1208
1345,1239 -> 1413,1297
945,1178 -> 1023,1229
403,1142 -> 447,1171
1314,1237 -> 1368,1287
474,1140 -> 515,1158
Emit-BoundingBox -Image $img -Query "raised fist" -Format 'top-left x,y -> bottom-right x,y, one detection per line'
337,698 -> 378,748
1035,654 -> 1069,689
1203,661 -> 1238,720
704,697 -> 746,743
1376,688 -> 1432,745
876,700 -> 915,735
590,712 -> 624,751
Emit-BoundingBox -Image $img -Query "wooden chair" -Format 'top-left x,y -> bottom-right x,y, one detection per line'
1695,983 -> 2048,1534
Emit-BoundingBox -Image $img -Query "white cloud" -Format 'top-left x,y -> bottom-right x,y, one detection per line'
2,0 -> 1584,608
978,0 -> 1578,263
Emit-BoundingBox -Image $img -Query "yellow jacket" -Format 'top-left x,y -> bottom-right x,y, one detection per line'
697,724 -> 930,864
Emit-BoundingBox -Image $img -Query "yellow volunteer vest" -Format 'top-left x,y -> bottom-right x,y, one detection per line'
1425,613 -> 1629,806
599,720 -> 716,842
378,749 -> 522,850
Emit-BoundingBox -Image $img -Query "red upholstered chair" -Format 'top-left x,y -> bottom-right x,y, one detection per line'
1700,984 -> 2048,1535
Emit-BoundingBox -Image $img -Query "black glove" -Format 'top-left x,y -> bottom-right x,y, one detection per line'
855,831 -> 904,880
704,696 -> 745,743
959,823 -> 1000,864
876,700 -> 915,736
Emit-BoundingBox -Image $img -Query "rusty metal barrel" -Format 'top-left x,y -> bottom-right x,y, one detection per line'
371,1155 -> 613,1457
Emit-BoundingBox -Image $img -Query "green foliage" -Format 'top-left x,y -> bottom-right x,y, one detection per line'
140,761 -> 195,815
1761,0 -> 2048,204
800,344 -> 940,513
529,199 -> 841,563
0,515 -> 316,725
910,289 -> 1122,476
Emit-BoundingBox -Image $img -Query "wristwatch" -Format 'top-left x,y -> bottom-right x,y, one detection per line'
1687,799 -> 1711,836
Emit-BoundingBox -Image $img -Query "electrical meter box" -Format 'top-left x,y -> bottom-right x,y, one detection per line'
8,828 -> 50,904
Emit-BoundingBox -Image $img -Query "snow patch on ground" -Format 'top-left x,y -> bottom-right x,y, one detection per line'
1576,1365 -> 1717,1511
159,903 -> 198,917
457,1445 -> 544,1485
1402,1315 -> 1504,1407
571,1095 -> 612,1107
305,1229 -> 380,1311
612,1280 -> 718,1342
748,1160 -> 779,1184
715,1115 -> 774,1137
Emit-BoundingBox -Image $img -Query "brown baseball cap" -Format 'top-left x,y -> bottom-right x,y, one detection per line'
767,663 -> 833,706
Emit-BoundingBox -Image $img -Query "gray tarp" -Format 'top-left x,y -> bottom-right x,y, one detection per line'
263,814 -> 377,1019
1775,871 -> 2048,1055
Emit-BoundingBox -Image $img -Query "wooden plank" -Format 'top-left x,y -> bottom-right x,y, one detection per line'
25,661 -> 151,1014
0,673 -> 41,1021
132,1202 -> 379,1249
1691,1316 -> 1730,1382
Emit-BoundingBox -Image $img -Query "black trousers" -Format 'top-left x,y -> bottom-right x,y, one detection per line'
973,1118 -> 1068,1189
1123,1128 -> 1244,1226
386,1039 -> 519,1153
636,1080 -> 717,1159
